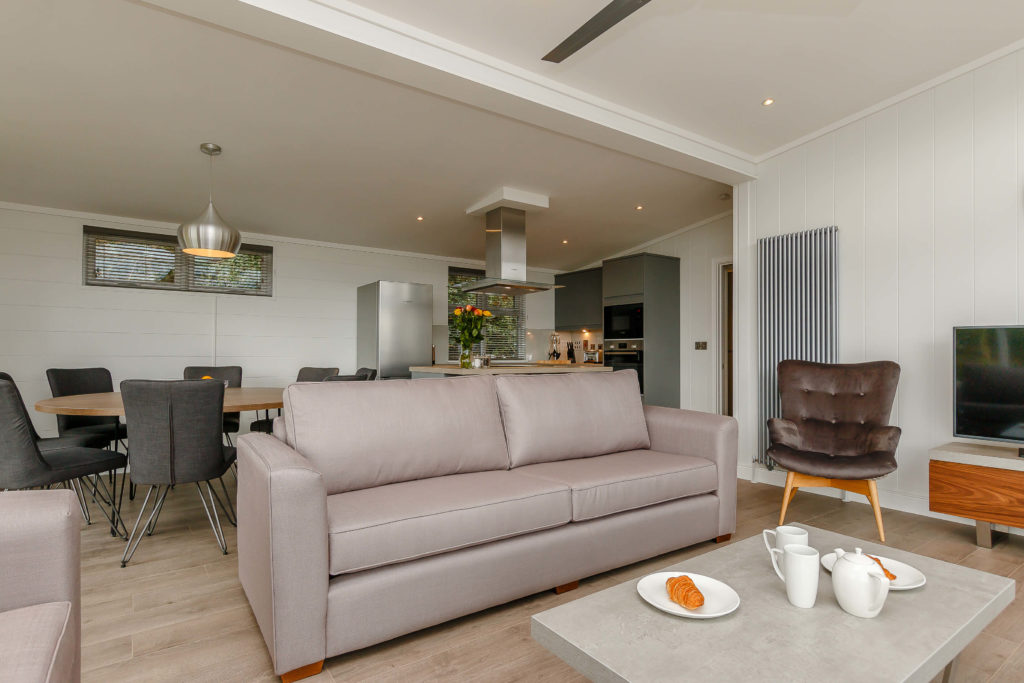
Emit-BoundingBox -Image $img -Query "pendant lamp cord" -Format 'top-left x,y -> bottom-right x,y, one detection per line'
208,152 -> 214,204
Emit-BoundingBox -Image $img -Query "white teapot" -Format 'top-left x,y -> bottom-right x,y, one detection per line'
832,547 -> 890,618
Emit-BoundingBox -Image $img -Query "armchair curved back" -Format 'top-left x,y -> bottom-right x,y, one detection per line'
777,360 -> 900,457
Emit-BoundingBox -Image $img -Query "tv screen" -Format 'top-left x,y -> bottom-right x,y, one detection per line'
955,326 -> 1024,444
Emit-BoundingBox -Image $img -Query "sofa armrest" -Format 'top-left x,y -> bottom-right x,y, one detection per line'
0,490 -> 81,681
643,405 -> 738,536
237,433 -> 328,676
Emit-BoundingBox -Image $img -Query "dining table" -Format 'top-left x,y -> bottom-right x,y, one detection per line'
34,386 -> 284,417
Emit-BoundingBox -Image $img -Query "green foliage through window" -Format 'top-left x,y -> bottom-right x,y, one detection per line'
83,226 -> 272,296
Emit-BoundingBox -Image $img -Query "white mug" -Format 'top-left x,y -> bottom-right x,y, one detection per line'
763,525 -> 808,570
770,544 -> 820,608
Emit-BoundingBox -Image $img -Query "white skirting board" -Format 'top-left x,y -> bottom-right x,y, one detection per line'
736,461 -> 1024,539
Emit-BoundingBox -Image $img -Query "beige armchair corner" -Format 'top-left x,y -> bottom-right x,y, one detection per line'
0,490 -> 82,682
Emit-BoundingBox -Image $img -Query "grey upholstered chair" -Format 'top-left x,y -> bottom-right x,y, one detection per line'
325,368 -> 376,382
249,367 -> 338,434
45,367 -> 128,450
183,366 -> 242,445
768,359 -> 901,542
0,490 -> 82,683
120,379 -> 237,567
0,378 -> 126,536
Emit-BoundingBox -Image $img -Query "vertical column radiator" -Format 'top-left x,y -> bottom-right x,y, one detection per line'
757,226 -> 839,467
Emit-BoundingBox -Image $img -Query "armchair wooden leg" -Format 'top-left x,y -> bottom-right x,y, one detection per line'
554,580 -> 579,594
779,471 -> 796,525
867,479 -> 885,543
281,660 -> 324,683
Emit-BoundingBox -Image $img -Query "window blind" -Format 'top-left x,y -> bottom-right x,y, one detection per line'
447,267 -> 526,360
83,226 -> 273,296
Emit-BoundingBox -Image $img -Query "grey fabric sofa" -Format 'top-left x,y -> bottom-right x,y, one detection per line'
0,490 -> 81,683
237,369 -> 737,681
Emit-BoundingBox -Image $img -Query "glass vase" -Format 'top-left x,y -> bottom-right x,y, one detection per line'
459,344 -> 473,369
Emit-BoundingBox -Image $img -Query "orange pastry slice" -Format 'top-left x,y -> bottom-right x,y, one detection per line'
665,575 -> 704,610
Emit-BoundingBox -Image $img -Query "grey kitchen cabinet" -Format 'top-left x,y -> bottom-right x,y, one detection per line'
555,267 -> 602,330
602,253 -> 680,409
602,254 -> 645,299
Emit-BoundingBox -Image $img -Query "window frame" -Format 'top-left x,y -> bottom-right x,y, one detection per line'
447,267 -> 526,361
82,226 -> 273,297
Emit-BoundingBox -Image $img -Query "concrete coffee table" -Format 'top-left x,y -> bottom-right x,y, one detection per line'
532,524 -> 1014,682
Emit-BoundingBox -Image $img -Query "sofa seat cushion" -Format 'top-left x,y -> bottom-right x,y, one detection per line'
495,370 -> 650,467
515,450 -> 718,521
326,470 -> 571,575
0,601 -> 73,683
283,375 -> 510,494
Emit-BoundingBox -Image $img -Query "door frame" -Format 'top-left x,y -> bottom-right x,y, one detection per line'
712,257 -> 733,416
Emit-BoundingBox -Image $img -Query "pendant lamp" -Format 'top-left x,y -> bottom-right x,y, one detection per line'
177,143 -> 241,258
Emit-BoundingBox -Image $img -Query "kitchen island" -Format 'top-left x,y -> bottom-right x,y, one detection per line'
410,363 -> 611,378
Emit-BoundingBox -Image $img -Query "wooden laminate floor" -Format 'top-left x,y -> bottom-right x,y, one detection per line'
79,477 -> 1024,682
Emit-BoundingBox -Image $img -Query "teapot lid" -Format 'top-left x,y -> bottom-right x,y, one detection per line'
837,547 -> 874,565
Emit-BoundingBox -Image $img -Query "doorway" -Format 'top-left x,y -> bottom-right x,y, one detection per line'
719,263 -> 733,416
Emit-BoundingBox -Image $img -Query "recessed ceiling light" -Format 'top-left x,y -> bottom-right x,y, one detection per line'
416,216 -> 424,221
762,98 -> 775,107
562,239 -> 568,244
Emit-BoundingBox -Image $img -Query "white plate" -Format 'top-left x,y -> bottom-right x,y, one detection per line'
636,572 -> 740,619
820,552 -> 927,590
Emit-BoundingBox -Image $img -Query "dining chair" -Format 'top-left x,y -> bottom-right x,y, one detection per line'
325,368 -> 376,382
249,367 -> 338,434
0,378 -> 127,537
45,368 -> 128,451
120,379 -> 237,567
768,359 -> 902,542
183,366 -> 242,445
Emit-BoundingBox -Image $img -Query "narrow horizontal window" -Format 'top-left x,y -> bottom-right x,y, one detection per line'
83,226 -> 272,296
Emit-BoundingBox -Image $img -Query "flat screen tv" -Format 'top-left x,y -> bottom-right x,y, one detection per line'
955,326 -> 1024,445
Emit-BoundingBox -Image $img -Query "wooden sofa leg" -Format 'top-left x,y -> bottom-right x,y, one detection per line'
281,660 -> 324,683
715,534 -> 732,543
554,580 -> 579,594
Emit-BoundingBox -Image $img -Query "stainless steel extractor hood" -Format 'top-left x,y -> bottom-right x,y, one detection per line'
459,206 -> 556,295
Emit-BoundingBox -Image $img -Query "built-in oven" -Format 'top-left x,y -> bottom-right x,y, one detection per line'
604,340 -> 644,394
604,303 -> 643,340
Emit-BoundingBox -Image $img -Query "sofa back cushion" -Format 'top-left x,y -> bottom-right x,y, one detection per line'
283,375 -> 510,494
495,369 -> 650,467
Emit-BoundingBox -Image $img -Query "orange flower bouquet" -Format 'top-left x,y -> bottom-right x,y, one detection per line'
452,304 -> 493,368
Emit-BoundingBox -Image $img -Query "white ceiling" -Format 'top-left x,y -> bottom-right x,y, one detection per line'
349,0 -> 1024,156
0,0 -> 730,271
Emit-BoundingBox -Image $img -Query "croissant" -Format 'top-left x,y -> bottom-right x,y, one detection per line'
665,575 -> 704,610
866,555 -> 897,581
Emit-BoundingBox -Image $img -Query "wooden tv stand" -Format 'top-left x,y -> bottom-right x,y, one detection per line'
929,442 -> 1024,548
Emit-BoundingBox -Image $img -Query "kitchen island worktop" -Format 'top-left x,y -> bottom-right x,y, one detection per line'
410,364 -> 611,377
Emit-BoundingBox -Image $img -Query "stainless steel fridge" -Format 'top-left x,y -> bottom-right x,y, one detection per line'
356,281 -> 433,379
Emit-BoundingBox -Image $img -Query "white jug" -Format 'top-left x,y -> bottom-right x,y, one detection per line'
832,547 -> 890,618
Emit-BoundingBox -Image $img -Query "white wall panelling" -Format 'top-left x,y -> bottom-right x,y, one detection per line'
0,202 -> 554,437
740,49 -> 1024,510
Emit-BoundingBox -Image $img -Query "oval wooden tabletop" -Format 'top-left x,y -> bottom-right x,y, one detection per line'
34,387 -> 284,417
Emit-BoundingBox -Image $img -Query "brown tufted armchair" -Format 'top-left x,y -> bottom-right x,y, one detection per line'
768,359 -> 901,541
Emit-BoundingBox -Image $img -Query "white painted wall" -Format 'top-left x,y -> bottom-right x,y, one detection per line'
621,214 -> 733,413
737,49 -> 1024,514
0,201 -> 554,437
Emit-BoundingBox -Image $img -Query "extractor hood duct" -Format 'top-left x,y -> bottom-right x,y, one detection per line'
459,206 -> 556,295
